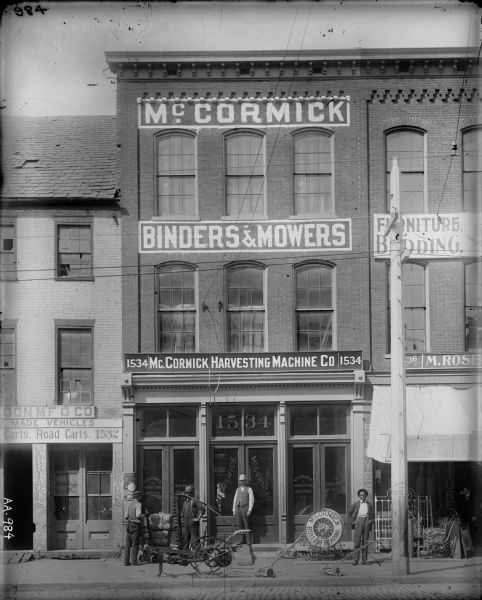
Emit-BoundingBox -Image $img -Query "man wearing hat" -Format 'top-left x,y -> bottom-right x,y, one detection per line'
348,488 -> 375,565
232,474 -> 254,545
181,485 -> 205,551
123,484 -> 142,566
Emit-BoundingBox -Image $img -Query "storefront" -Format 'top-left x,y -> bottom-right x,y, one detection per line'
122,351 -> 367,545
0,406 -> 124,552
367,359 -> 482,545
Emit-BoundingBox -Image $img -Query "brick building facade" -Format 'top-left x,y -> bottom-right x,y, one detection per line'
106,46 -> 481,546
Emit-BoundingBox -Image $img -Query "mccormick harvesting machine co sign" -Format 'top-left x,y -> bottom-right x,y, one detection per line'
138,96 -> 350,128
139,219 -> 352,253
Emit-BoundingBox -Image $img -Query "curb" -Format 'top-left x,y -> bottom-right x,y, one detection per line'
3,574 -> 481,591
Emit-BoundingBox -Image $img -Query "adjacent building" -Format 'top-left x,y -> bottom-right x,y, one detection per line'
0,116 -> 124,553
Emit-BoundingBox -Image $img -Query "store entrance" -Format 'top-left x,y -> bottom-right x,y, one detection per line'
288,443 -> 350,542
210,444 -> 277,543
138,445 -> 198,544
4,445 -> 33,550
50,445 -> 113,550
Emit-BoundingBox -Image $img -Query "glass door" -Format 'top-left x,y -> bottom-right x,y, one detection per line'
51,445 -> 113,550
289,443 -> 349,542
139,446 -> 196,528
210,444 -> 277,543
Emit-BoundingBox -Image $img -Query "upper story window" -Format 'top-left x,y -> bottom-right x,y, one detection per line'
0,327 -> 15,405
293,130 -> 333,215
227,264 -> 265,352
157,264 -> 196,352
57,225 -> 93,279
465,261 -> 482,351
0,224 -> 16,280
462,127 -> 481,212
58,328 -> 93,405
156,132 -> 196,217
295,263 -> 334,351
388,262 -> 427,353
386,129 -> 426,213
225,131 -> 265,217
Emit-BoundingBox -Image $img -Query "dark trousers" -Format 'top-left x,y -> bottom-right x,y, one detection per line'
353,517 -> 371,561
235,506 -> 251,544
182,519 -> 200,550
124,523 -> 140,565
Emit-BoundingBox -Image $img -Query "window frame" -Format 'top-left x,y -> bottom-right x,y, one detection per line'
154,130 -> 198,219
294,262 -> 335,352
291,128 -> 335,216
0,323 -> 16,405
156,262 -> 198,353
462,126 -> 481,212
55,222 -> 93,281
56,323 -> 94,406
0,222 -> 17,281
385,127 -> 427,213
224,129 -> 266,218
225,262 -> 266,352
387,261 -> 429,354
464,261 -> 482,351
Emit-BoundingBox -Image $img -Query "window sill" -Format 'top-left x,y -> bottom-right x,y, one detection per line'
55,277 -> 94,282
220,215 -> 267,221
288,213 -> 336,220
151,215 -> 200,221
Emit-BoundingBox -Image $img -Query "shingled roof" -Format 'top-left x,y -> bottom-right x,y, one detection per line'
1,116 -> 118,201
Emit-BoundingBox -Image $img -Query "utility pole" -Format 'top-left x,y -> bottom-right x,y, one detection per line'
387,158 -> 409,575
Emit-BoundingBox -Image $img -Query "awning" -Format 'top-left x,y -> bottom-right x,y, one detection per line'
367,385 -> 482,463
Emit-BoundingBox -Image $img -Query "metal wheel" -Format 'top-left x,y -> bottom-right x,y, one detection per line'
190,536 -> 233,576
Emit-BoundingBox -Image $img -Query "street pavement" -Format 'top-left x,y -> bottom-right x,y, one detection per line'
2,549 -> 482,600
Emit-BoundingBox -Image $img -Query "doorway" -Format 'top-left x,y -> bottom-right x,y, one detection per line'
4,445 -> 33,550
210,444 -> 277,543
50,445 -> 113,550
289,443 -> 350,542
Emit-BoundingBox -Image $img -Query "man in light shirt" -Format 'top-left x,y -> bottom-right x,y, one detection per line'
348,488 -> 375,565
232,474 -> 254,545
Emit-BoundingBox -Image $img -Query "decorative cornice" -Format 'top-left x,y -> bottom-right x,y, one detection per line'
369,88 -> 479,103
106,49 -> 479,82
130,370 -> 361,391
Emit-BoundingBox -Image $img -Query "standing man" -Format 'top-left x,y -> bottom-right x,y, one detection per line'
181,485 -> 205,551
348,488 -> 375,565
124,487 -> 142,567
232,474 -> 254,545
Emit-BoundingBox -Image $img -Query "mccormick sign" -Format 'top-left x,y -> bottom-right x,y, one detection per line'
138,97 -> 350,128
374,213 -> 480,258
125,351 -> 362,373
139,219 -> 351,253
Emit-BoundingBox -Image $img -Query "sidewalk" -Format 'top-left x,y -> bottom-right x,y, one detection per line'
2,549 -> 482,591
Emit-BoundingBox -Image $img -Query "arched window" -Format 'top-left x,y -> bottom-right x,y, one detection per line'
386,129 -> 426,213
156,132 -> 196,216
465,261 -> 482,350
157,264 -> 196,352
225,131 -> 265,217
462,128 -> 481,212
293,130 -> 333,215
295,264 -> 334,351
226,264 -> 265,351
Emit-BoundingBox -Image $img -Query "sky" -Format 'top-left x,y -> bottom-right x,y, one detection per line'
1,0 -> 480,117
